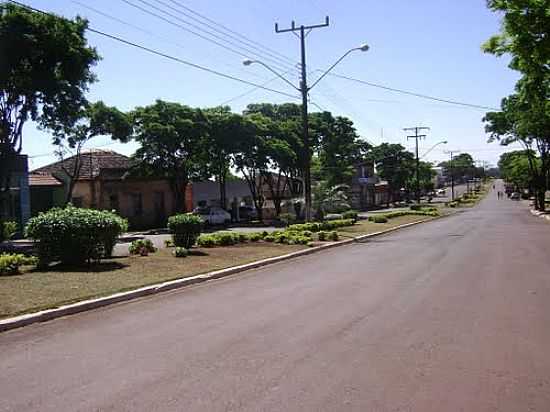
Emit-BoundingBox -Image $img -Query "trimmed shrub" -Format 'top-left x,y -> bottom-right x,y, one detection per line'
173,247 -> 189,258
328,231 -> 339,241
196,234 -> 217,247
25,206 -> 128,266
370,215 -> 389,223
288,218 -> 354,233
278,213 -> 296,226
168,213 -> 203,248
129,239 -> 157,256
342,210 -> 358,222
0,253 -> 37,276
0,220 -> 17,242
317,231 -> 328,241
238,233 -> 249,243
248,232 -> 263,242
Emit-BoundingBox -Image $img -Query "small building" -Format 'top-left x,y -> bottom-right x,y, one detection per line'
432,166 -> 446,188
0,154 -> 31,229
31,149 -> 258,228
29,173 -> 64,216
32,150 -> 180,229
350,162 -> 390,210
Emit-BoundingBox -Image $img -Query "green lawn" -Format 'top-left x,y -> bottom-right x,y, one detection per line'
0,209 -> 453,319
0,243 -> 304,319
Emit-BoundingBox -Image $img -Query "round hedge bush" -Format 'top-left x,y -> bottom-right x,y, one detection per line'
25,206 -> 128,266
168,213 -> 203,248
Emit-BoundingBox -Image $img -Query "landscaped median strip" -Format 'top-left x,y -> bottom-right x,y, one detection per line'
0,213 -> 451,333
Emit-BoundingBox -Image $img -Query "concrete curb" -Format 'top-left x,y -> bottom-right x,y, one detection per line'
530,208 -> 550,221
0,214 -> 451,333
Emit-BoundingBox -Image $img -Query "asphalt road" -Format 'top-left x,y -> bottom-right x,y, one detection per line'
2,181 -> 550,411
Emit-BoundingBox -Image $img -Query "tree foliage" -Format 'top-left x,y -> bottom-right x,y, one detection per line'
0,3 -> 99,161
129,100 -> 209,213
483,0 -> 550,210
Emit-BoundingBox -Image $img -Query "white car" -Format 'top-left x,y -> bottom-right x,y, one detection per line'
194,206 -> 231,225
436,188 -> 447,196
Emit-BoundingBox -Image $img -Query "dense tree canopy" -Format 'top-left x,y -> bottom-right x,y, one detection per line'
129,100 -> 209,213
0,3 -> 99,160
483,0 -> 550,209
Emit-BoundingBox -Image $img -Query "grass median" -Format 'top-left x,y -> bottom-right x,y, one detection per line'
338,214 -> 442,238
0,243 -> 304,319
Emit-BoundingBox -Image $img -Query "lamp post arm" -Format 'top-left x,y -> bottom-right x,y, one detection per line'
420,141 -> 447,159
248,60 -> 300,91
308,48 -> 357,91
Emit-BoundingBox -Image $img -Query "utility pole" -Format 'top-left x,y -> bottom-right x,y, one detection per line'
445,150 -> 460,201
275,17 -> 330,221
404,126 -> 430,203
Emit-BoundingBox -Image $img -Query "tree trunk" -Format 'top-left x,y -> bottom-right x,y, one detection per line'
537,189 -> 546,212
218,170 -> 227,210
171,178 -> 189,214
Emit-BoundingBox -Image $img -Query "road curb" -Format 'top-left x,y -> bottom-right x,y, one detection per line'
0,214 -> 451,333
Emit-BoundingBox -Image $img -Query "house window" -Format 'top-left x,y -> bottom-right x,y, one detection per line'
71,197 -> 83,207
109,194 -> 119,211
131,193 -> 143,216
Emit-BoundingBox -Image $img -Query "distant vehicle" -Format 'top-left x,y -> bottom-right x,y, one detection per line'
238,206 -> 258,221
510,192 -> 521,200
436,188 -> 447,196
193,206 -> 231,225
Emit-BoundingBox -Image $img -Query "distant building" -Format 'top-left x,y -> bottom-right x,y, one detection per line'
432,166 -> 446,188
0,154 -> 31,229
31,149 -> 256,229
350,162 -> 390,210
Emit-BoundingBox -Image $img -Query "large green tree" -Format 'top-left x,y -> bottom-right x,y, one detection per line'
483,0 -> 550,210
438,153 -> 476,184
310,112 -> 371,186
203,106 -> 244,210
233,113 -> 270,221
498,150 -> 540,192
0,3 -> 99,187
129,100 -> 209,213
368,143 -> 415,203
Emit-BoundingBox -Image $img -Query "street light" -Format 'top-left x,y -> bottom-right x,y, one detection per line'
243,43 -> 369,221
420,140 -> 447,159
444,150 -> 460,201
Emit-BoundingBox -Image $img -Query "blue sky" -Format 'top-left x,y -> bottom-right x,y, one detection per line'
22,0 -> 522,170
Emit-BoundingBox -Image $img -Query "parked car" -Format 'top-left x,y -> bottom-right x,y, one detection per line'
436,188 -> 447,196
238,206 -> 258,221
510,192 -> 521,200
193,206 -> 231,225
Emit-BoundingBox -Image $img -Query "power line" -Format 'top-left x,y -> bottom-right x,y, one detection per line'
219,67 -> 297,106
165,0 -> 298,66
150,0 -> 299,69
8,1 -> 300,100
71,1 -> 271,82
325,72 -> 500,111
120,0 -> 295,74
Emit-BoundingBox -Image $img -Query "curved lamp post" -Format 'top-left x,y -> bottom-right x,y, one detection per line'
243,44 -> 369,221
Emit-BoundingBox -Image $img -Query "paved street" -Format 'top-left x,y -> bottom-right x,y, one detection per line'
2,182 -> 550,411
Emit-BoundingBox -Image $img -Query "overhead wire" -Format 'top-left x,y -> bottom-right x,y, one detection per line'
164,0 -> 298,66
8,1 -> 300,101
151,0 -> 299,69
71,1 -> 271,82
325,72 -> 500,111
119,0 -> 296,74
